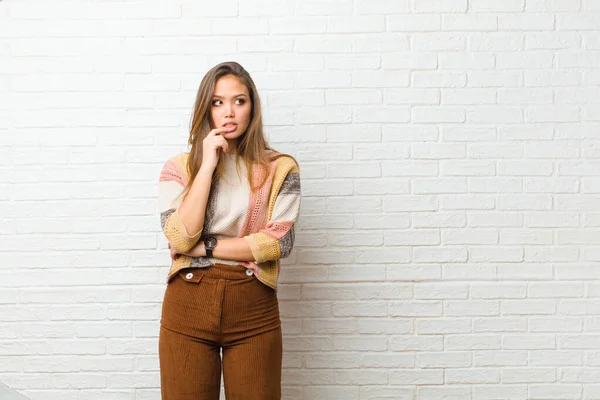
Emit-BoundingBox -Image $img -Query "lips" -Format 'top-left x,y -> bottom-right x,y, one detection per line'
223,123 -> 237,130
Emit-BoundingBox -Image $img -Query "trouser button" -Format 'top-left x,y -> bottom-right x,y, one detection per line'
245,269 -> 254,276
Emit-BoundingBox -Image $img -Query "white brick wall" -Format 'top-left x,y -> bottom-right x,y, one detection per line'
0,0 -> 599,399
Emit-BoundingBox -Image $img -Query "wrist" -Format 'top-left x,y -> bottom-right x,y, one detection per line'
204,237 -> 218,258
198,166 -> 215,177
197,242 -> 206,257
187,242 -> 205,257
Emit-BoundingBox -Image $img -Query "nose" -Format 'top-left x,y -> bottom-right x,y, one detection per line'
224,102 -> 234,117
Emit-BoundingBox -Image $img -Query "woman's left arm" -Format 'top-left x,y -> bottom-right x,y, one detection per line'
176,238 -> 254,261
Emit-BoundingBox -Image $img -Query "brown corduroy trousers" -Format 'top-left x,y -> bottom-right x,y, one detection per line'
159,264 -> 282,400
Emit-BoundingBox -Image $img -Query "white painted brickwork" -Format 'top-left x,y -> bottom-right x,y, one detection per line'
1,0 -> 599,399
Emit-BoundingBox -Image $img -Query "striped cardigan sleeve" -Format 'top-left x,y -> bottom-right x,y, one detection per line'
244,158 -> 301,264
158,153 -> 202,253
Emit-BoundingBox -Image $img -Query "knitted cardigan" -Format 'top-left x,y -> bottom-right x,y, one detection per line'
158,151 -> 301,289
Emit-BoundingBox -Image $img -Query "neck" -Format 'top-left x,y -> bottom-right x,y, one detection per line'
226,139 -> 238,154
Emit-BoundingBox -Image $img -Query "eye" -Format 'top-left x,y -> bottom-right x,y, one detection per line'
235,98 -> 246,105
212,99 -> 222,106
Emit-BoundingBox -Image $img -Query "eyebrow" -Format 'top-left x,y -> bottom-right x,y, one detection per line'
212,94 -> 248,98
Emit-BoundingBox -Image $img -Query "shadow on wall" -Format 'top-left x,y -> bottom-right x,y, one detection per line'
0,382 -> 28,400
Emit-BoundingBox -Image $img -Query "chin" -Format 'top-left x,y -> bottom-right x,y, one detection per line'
226,129 -> 245,138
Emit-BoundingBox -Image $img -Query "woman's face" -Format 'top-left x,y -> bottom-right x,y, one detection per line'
210,74 -> 252,143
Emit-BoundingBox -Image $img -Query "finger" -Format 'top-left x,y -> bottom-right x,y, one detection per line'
217,140 -> 229,154
218,142 -> 229,154
210,127 -> 230,136
215,135 -> 228,147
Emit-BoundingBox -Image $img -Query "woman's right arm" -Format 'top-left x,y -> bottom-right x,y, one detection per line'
175,167 -> 212,241
159,128 -> 233,253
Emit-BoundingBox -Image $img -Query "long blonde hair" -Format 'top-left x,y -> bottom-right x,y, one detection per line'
185,61 -> 278,195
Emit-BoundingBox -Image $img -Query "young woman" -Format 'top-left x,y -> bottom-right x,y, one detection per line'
157,61 -> 301,399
